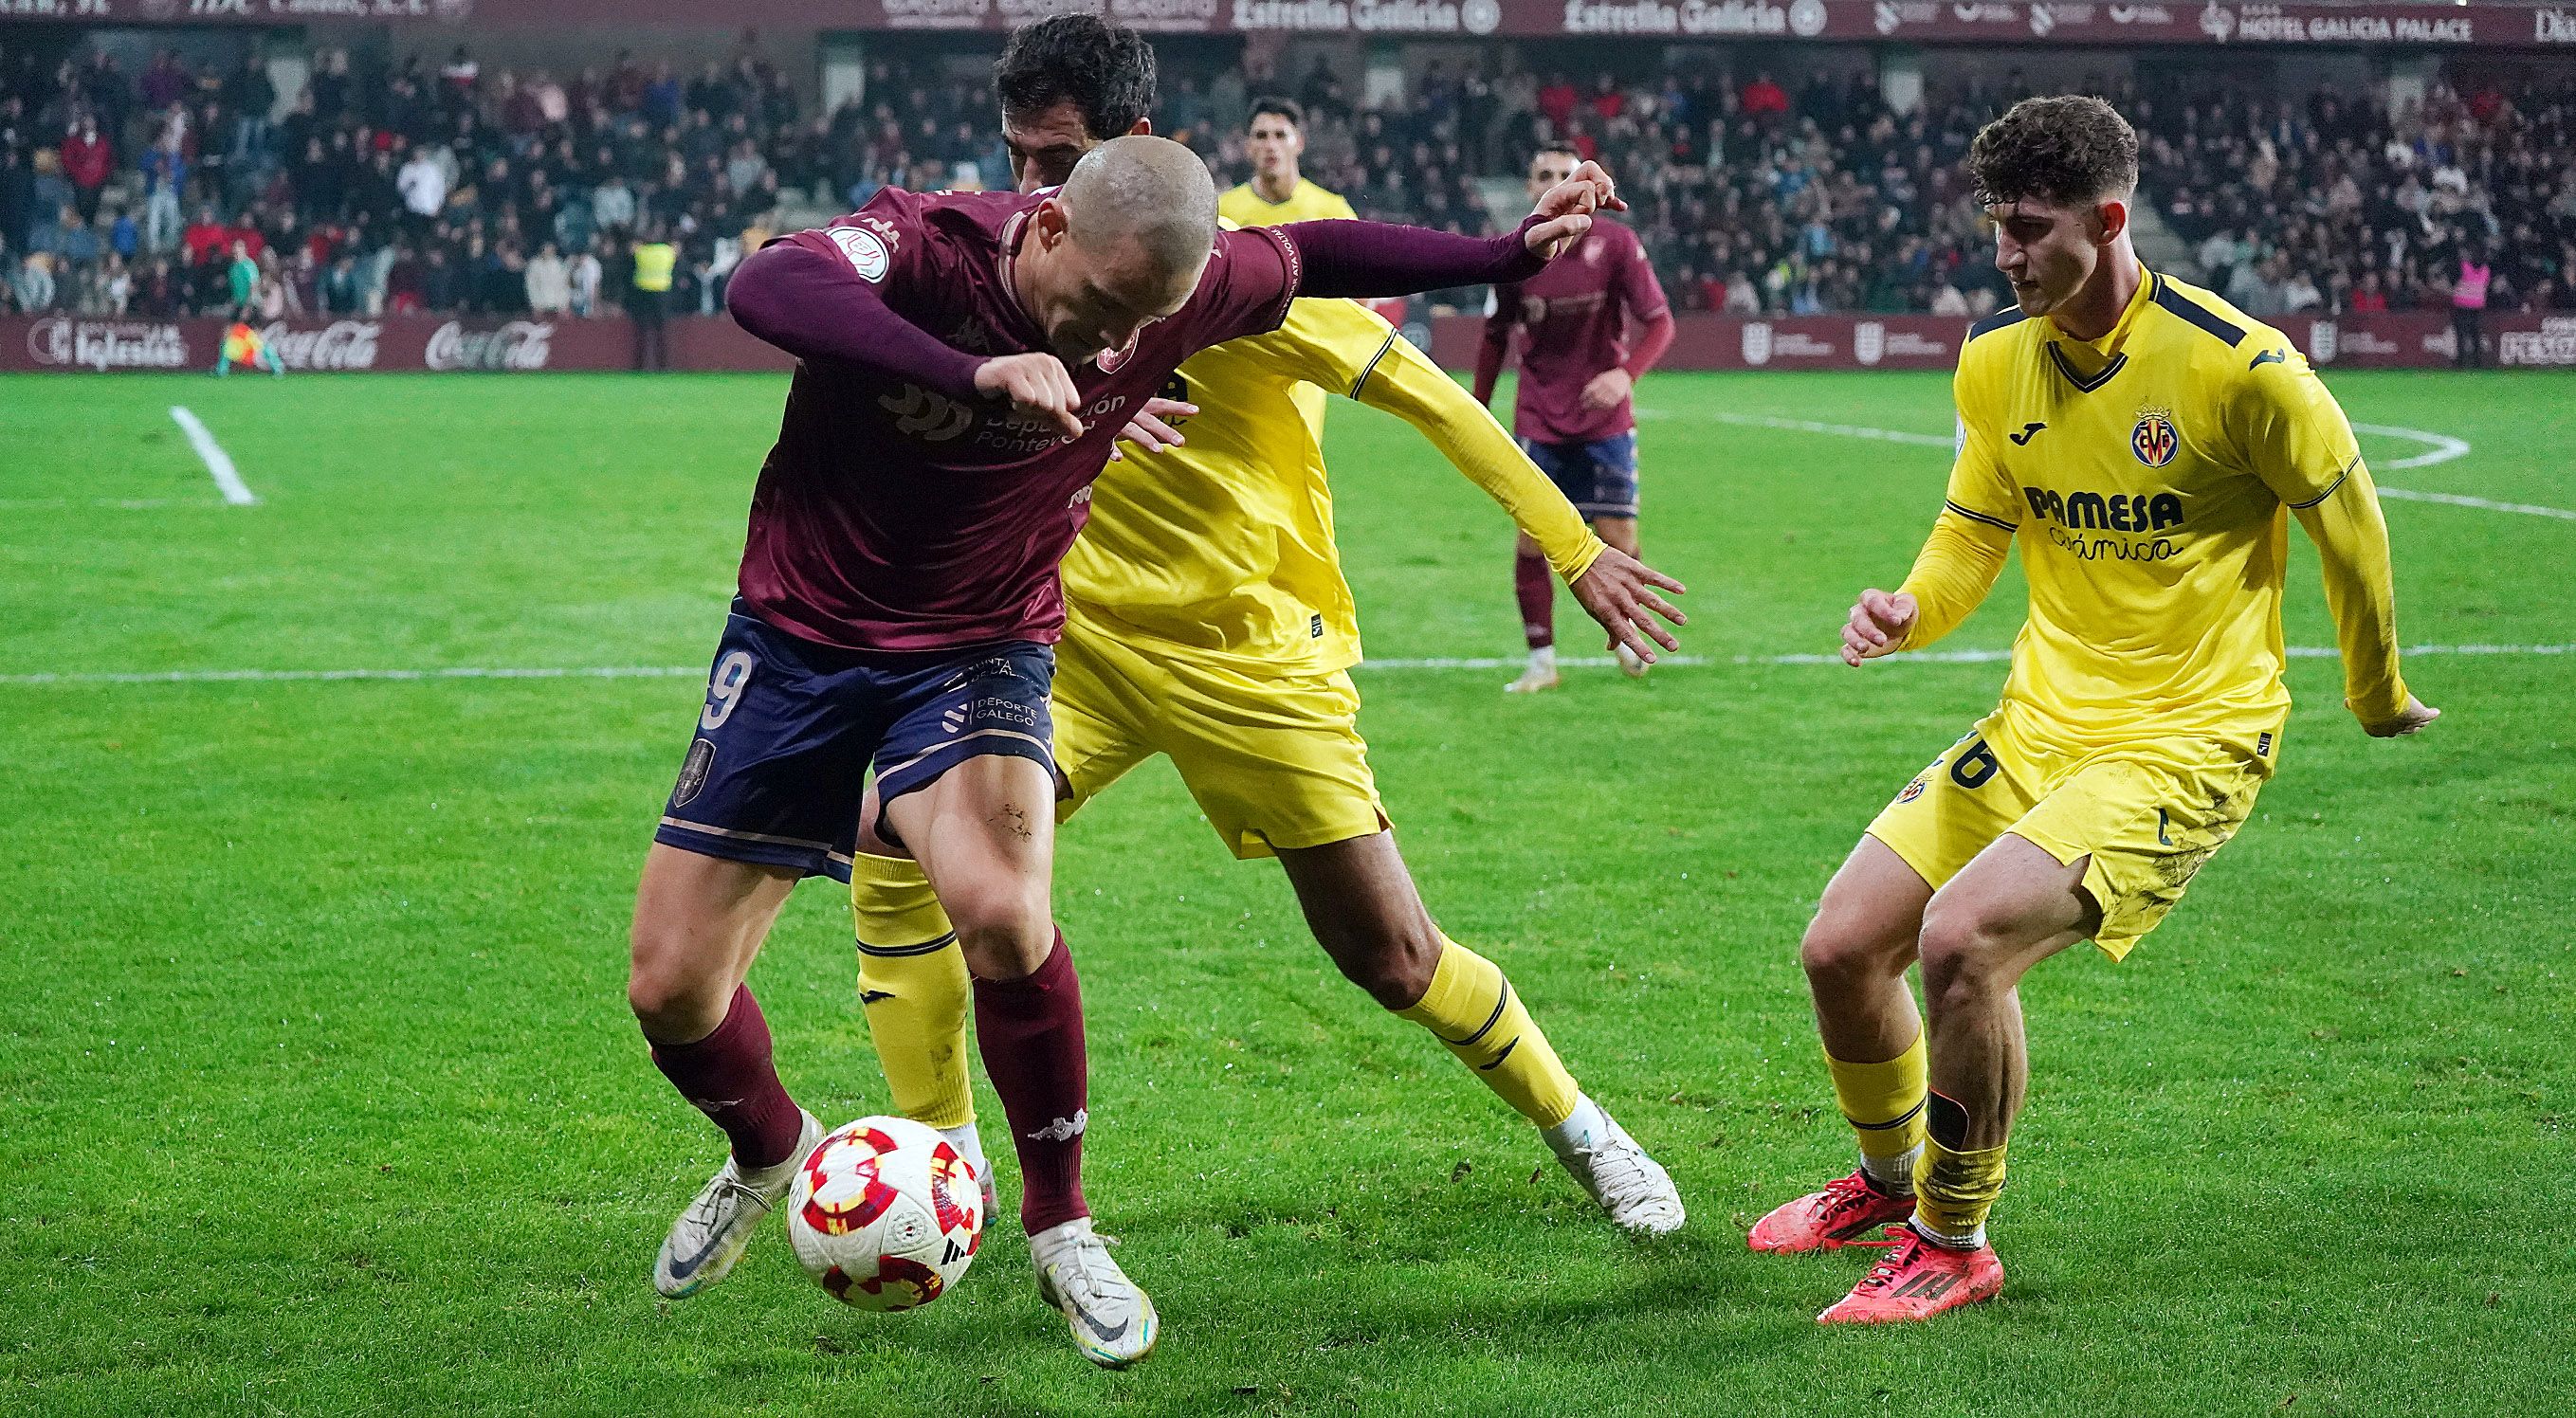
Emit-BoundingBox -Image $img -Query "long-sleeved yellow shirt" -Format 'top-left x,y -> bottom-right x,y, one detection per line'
1062,293 -> 1604,677
1895,268 -> 2410,748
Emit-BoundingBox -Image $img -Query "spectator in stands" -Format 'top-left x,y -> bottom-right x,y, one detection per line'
568,241 -> 603,317
527,240 -> 570,314
61,116 -> 112,222
13,250 -> 54,313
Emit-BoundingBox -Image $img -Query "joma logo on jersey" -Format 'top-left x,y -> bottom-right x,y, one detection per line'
2023,486 -> 2184,533
880,385 -> 972,442
2130,411 -> 2182,467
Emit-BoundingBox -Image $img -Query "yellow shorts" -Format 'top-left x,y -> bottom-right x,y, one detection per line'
1050,626 -> 1387,860
1864,706 -> 2277,959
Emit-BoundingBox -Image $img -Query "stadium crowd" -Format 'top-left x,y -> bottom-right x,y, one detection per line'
4,34 -> 2572,324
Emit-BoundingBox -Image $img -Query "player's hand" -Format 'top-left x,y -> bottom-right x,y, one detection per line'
974,353 -> 1086,443
1570,547 -> 1687,663
1840,589 -> 1917,666
1108,396 -> 1196,461
1524,159 -> 1626,260
2361,694 -> 2440,737
1579,368 -> 1634,411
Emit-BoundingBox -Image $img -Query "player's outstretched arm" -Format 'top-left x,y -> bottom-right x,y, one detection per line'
2288,465 -> 2439,736
1336,309 -> 1685,659
1280,164 -> 1619,303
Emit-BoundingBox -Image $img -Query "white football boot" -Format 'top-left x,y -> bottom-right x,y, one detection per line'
1506,646 -> 1562,694
653,1109 -> 825,1299
1616,643 -> 1651,679
1547,1099 -> 1686,1237
1032,1218 -> 1160,1369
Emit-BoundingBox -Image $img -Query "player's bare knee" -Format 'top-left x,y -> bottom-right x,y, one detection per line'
1800,910 -> 1909,989
945,882 -> 1053,981
1915,908 -> 2012,1012
625,950 -> 724,1040
1338,920 -> 1439,1011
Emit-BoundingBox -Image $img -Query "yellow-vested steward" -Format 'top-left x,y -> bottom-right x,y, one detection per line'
1870,268 -> 2408,954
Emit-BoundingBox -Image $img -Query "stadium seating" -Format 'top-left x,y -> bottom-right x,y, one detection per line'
2,38 -> 2568,322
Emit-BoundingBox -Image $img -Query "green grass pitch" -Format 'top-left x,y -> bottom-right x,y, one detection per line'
3,369 -> 2568,1416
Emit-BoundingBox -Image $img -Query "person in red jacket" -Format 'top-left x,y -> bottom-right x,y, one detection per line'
61,118 -> 113,222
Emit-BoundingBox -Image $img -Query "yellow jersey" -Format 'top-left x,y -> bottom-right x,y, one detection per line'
1898,267 -> 2409,750
1063,296 -> 1603,678
1218,177 -> 1358,228
1218,181 -> 1359,433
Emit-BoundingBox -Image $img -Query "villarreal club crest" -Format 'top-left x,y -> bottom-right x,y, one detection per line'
2130,409 -> 2181,468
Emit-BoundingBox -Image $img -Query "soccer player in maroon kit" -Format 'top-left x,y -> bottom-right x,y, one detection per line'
1476,146 -> 1676,694
624,134 -> 1619,1363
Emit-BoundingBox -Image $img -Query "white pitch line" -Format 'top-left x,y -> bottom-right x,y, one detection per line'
7,643 -> 2567,687
2349,423 -> 2471,470
1654,406 -> 2576,521
167,406 -> 257,506
2376,487 -> 2576,521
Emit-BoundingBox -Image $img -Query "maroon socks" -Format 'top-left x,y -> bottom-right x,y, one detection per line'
973,930 -> 1091,1234
1515,550 -> 1555,649
649,983 -> 806,1171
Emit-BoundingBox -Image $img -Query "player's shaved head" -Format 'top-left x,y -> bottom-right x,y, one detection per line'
1059,135 -> 1217,270
1019,135 -> 1219,368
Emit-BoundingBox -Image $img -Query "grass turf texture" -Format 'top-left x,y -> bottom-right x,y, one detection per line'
3,371 -> 2568,1416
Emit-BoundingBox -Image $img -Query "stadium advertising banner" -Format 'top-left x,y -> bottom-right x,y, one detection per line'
2,314 -> 791,374
9,0 -> 2575,47
13,312 -> 2570,374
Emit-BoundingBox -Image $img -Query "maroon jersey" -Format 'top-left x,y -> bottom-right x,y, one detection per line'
732,187 -> 1301,654
1485,219 -> 1669,445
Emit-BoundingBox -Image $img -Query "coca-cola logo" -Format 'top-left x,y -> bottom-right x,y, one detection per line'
26,317 -> 191,372
258,320 -> 382,372
424,320 -> 557,373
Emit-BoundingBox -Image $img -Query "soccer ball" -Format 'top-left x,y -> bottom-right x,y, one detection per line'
786,1116 -> 984,1311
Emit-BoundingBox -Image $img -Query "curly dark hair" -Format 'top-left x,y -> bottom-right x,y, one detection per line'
1966,96 -> 2139,207
994,13 -> 1157,141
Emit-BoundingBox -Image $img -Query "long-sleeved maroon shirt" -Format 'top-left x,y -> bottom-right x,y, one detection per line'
724,185 -> 1548,654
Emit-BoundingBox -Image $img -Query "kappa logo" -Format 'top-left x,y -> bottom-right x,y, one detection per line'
881,385 -> 973,442
2130,410 -> 2181,467
1025,1110 -> 1087,1143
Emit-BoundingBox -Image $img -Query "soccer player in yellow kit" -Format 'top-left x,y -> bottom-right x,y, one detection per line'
1220,96 -> 1359,439
847,22 -> 1690,1364
1745,97 -> 2440,1323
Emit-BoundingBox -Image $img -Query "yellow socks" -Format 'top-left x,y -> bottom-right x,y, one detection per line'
1912,1089 -> 2005,1247
1825,1033 -> 1928,1192
850,851 -> 976,1132
1914,1133 -> 2007,1247
1396,936 -> 1580,1128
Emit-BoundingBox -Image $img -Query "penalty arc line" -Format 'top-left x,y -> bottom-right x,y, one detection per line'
4,643 -> 2568,686
168,406 -> 257,506
1649,409 -> 2573,520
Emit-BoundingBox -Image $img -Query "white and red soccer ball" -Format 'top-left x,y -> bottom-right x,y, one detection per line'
786,1116 -> 983,1312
